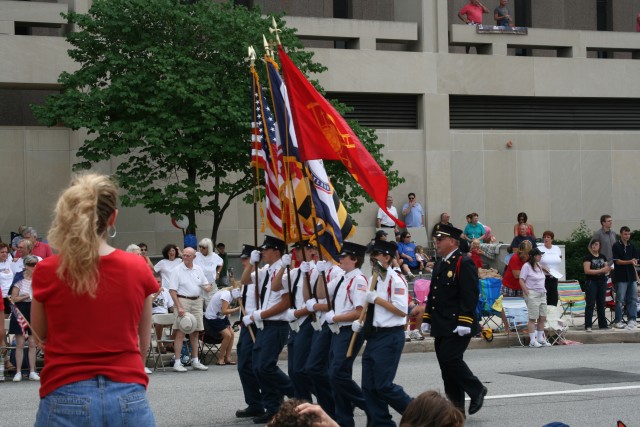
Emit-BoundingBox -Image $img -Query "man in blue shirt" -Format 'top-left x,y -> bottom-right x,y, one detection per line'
401,193 -> 424,228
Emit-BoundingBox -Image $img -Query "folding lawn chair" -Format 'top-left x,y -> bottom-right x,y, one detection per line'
558,280 -> 586,326
198,317 -> 223,365
545,305 -> 568,345
477,278 -> 503,330
501,297 -> 529,347
151,313 -> 176,371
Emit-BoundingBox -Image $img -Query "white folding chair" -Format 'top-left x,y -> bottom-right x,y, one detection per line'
501,297 -> 529,347
545,305 -> 568,345
151,313 -> 176,371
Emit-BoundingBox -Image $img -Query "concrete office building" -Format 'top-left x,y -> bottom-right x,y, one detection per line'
2,0 -> 640,254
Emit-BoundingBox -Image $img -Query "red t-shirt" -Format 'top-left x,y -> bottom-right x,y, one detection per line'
470,250 -> 483,269
32,249 -> 158,398
460,3 -> 486,24
502,254 -> 525,290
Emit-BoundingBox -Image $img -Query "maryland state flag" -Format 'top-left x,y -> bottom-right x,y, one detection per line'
277,45 -> 405,228
265,58 -> 315,242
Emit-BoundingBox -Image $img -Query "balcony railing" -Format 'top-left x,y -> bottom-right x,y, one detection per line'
450,24 -> 640,59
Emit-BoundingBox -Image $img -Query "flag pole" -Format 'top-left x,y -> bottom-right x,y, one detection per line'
248,47 -> 261,316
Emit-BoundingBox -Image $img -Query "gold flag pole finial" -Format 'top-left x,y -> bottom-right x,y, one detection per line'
248,45 -> 256,67
269,16 -> 281,46
262,34 -> 272,58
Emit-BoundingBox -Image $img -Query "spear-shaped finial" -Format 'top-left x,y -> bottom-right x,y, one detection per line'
262,34 -> 272,57
247,45 -> 256,67
269,16 -> 281,46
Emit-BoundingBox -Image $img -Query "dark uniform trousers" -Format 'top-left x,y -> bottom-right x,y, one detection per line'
237,324 -> 263,412
287,317 -> 314,401
434,334 -> 484,411
329,326 -> 367,427
304,323 -> 336,419
361,327 -> 412,427
252,321 -> 294,414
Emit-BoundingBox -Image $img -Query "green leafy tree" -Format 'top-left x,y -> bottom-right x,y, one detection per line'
34,0 -> 403,241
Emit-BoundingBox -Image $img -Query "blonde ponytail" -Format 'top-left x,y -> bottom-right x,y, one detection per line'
48,174 -> 118,297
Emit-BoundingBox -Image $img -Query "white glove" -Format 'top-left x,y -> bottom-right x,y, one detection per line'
231,288 -> 242,299
316,260 -> 331,273
254,317 -> 264,330
453,326 -> 471,336
285,308 -> 297,322
366,291 -> 378,304
351,320 -> 363,333
242,314 -> 253,326
324,310 -> 335,324
289,319 -> 300,333
281,254 -> 292,267
253,310 -> 263,321
328,323 -> 340,334
250,250 -> 261,264
299,261 -> 311,273
305,298 -> 317,312
421,323 -> 431,333
311,318 -> 322,331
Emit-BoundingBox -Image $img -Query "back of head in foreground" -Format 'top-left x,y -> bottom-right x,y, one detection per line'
48,173 -> 118,297
400,390 -> 465,427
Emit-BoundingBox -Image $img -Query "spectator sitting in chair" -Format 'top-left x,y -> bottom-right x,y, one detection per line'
151,272 -> 174,354
462,213 -> 486,242
398,231 -> 419,279
204,287 -> 241,365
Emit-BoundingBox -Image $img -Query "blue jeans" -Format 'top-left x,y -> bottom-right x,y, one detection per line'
35,376 -> 155,427
614,281 -> 638,323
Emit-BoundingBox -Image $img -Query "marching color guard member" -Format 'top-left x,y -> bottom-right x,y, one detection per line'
303,256 -> 340,420
423,224 -> 487,416
233,244 -> 265,419
276,240 -> 317,401
241,236 -> 294,424
353,239 -> 412,426
324,242 -> 370,427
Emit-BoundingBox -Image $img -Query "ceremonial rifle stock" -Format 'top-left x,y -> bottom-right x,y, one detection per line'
346,261 -> 386,357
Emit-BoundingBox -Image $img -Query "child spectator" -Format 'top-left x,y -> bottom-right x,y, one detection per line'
470,239 -> 484,269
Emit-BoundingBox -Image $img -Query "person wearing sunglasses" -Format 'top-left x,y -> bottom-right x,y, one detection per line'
401,193 -> 424,229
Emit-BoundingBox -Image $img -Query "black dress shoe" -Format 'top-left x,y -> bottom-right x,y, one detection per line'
469,386 -> 488,415
253,412 -> 275,424
236,407 -> 265,418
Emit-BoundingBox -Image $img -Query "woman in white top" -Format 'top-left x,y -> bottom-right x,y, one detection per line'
194,238 -> 223,305
203,288 -> 240,365
538,230 -> 562,307
0,242 -> 15,319
153,244 -> 182,289
519,248 -> 551,348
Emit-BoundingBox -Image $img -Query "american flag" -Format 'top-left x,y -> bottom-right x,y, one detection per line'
11,303 -> 29,336
250,67 -> 284,238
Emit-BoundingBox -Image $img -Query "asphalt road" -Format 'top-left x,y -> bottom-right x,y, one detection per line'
4,343 -> 640,426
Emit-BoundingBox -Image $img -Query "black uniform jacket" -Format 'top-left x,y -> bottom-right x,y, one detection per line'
424,249 -> 480,337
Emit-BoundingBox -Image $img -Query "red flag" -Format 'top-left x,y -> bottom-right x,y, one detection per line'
11,303 -> 29,336
277,46 -> 404,228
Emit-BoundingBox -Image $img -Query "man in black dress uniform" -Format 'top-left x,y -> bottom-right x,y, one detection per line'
422,224 -> 487,416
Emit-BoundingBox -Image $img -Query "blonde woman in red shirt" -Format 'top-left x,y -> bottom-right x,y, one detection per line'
31,174 -> 158,426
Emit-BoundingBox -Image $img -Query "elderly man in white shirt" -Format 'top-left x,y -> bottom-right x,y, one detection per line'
168,247 -> 212,372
